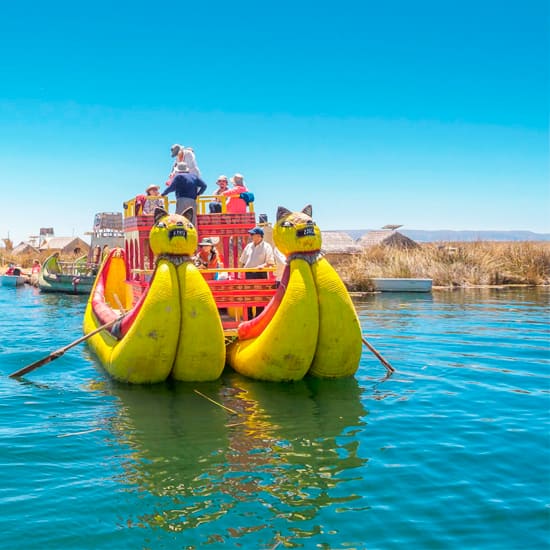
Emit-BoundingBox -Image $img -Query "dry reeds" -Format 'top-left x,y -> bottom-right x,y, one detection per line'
334,241 -> 550,290
1,252 -> 50,269
0,250 -> 85,272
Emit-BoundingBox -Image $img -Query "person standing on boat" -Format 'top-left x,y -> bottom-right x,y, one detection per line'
239,227 -> 275,317
162,161 -> 207,225
169,144 -> 201,177
222,173 -> 249,214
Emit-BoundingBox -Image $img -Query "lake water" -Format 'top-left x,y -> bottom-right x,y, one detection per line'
0,285 -> 548,549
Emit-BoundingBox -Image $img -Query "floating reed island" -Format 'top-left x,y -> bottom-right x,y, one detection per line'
330,241 -> 550,291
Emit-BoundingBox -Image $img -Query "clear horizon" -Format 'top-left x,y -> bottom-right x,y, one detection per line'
1,0 -> 548,245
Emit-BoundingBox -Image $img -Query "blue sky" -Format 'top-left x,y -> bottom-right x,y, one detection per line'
1,0 -> 548,245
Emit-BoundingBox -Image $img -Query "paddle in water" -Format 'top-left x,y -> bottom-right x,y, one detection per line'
9,317 -> 122,379
362,336 -> 395,374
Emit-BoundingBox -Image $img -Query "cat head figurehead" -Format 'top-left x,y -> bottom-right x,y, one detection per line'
149,207 -> 197,256
273,205 -> 322,256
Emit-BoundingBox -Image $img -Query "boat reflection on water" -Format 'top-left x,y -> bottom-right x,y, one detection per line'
101,373 -> 368,545
102,379 -> 230,495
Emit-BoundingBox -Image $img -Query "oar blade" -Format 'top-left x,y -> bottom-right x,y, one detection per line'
9,351 -> 64,379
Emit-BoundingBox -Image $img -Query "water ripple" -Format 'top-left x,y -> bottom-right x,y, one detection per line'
0,286 -> 548,549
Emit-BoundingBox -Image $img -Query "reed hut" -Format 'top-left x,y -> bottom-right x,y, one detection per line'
39,236 -> 90,257
358,225 -> 419,250
11,242 -> 40,257
321,231 -> 362,265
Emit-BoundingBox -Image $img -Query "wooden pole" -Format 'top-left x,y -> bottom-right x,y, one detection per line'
9,317 -> 121,379
362,337 -> 395,374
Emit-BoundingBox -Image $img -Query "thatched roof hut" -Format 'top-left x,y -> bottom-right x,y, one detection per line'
358,228 -> 419,250
39,236 -> 90,256
321,231 -> 361,254
11,242 -> 40,256
321,231 -> 362,265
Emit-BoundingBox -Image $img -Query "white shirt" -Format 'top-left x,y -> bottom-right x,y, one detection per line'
170,147 -> 201,177
239,240 -> 275,269
182,148 -> 200,176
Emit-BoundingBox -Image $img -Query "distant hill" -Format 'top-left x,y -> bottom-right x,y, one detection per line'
343,229 -> 550,242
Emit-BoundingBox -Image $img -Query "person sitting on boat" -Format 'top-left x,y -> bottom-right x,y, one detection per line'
168,144 -> 201,179
193,237 -> 223,280
142,184 -> 165,215
5,263 -> 15,276
208,175 -> 229,213
221,173 -> 249,214
162,162 -> 207,226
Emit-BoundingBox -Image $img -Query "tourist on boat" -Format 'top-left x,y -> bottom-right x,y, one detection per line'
5,263 -> 15,276
29,259 -> 41,285
161,162 -> 207,225
239,227 -> 275,276
143,184 -> 165,215
169,144 -> 201,177
239,226 -> 275,317
208,175 -> 229,213
193,237 -> 223,280
221,173 -> 249,214
92,245 -> 101,265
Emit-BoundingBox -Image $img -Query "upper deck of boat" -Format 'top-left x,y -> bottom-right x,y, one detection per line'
122,193 -> 277,330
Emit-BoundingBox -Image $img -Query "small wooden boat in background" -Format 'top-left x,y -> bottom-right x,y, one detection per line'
372,277 -> 433,292
0,273 -> 27,287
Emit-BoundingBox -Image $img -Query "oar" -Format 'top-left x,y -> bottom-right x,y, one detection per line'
362,336 -> 395,374
9,317 -> 122,379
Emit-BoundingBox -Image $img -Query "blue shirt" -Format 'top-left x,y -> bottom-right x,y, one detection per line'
162,173 -> 207,200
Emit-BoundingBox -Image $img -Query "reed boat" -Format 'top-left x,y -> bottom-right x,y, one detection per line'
37,212 -> 124,295
84,189 -> 362,383
38,253 -> 96,294
0,273 -> 27,287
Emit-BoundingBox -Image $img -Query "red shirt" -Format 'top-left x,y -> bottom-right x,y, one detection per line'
222,185 -> 248,213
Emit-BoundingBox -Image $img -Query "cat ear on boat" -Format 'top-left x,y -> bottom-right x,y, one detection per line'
154,207 -> 169,224
181,207 -> 194,224
301,205 -> 313,217
276,206 -> 292,221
